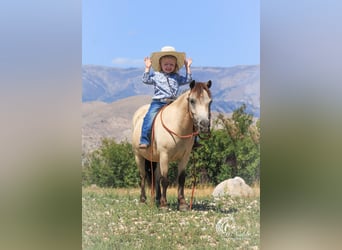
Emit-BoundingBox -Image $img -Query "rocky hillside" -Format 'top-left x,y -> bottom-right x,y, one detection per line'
82,95 -> 151,154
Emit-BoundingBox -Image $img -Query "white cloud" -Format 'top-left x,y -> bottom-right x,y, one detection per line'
112,57 -> 142,67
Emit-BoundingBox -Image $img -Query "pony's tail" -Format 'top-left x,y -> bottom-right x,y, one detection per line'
144,159 -> 157,187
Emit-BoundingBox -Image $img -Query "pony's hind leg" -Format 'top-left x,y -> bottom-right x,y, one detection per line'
154,163 -> 161,206
159,154 -> 169,209
145,160 -> 160,205
135,155 -> 147,203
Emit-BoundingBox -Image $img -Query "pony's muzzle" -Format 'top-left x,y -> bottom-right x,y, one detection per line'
199,119 -> 210,133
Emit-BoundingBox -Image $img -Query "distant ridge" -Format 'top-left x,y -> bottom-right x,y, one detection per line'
82,65 -> 260,117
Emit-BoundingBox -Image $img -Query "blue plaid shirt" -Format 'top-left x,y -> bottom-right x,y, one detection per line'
142,72 -> 192,99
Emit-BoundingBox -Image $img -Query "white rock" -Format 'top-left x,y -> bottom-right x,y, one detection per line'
212,176 -> 253,198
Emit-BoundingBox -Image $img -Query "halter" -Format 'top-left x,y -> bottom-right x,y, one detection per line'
160,91 -> 200,139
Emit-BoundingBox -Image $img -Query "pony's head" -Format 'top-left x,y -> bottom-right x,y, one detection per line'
188,80 -> 212,133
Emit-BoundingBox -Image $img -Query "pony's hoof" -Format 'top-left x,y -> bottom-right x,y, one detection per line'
140,197 -> 146,203
178,204 -> 189,211
159,205 -> 169,211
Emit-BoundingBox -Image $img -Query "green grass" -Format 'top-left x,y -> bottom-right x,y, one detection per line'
82,187 -> 259,250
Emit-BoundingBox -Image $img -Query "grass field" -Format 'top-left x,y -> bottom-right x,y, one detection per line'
82,186 -> 260,249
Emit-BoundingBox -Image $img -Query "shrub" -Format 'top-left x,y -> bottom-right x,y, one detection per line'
82,104 -> 260,188
82,139 -> 139,188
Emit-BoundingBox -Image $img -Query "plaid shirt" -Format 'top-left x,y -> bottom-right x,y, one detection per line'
142,71 -> 192,99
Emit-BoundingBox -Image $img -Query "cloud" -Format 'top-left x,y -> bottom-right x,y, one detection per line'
112,57 -> 142,67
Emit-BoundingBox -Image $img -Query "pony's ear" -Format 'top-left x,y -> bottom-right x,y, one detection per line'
207,80 -> 212,89
190,80 -> 196,89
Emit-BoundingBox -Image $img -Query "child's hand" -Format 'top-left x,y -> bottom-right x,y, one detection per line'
144,57 -> 152,68
185,58 -> 192,67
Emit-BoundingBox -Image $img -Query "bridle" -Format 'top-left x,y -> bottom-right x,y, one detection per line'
160,89 -> 212,139
159,89 -> 211,139
160,103 -> 199,139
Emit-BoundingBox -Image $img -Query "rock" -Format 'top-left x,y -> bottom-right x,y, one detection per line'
212,176 -> 253,198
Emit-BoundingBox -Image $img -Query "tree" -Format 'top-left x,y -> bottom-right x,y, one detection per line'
188,129 -> 233,186
189,104 -> 260,185
82,139 -> 139,187
216,104 -> 260,183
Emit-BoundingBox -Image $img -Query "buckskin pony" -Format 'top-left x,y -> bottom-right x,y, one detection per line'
132,80 -> 212,210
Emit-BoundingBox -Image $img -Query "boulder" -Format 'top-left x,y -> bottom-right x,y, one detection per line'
212,176 -> 253,198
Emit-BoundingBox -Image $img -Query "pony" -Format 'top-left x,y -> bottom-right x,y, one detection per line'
132,80 -> 212,210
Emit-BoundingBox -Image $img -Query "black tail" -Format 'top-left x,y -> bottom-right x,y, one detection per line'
145,159 -> 157,187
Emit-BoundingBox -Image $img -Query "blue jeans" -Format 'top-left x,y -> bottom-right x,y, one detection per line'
140,100 -> 167,145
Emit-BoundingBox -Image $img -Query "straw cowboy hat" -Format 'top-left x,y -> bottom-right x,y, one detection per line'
150,46 -> 186,72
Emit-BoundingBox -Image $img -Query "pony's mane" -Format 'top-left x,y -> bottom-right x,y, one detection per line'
177,82 -> 211,101
191,82 -> 212,98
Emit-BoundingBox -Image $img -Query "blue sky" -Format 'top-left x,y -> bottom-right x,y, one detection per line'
82,0 -> 259,68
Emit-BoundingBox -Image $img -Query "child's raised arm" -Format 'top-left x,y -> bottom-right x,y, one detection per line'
184,58 -> 192,74
144,57 -> 152,72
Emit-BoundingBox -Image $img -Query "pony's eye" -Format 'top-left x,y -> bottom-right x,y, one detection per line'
189,98 -> 196,105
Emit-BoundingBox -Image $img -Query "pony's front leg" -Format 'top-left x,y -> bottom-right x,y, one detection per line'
177,170 -> 188,211
177,155 -> 191,211
159,154 -> 169,209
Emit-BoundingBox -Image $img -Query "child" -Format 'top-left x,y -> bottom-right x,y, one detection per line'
139,46 -> 193,149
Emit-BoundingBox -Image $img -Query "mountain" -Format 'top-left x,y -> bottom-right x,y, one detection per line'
82,64 -> 260,156
82,65 -> 260,117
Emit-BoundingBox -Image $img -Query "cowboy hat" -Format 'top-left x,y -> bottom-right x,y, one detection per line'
150,46 -> 186,72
